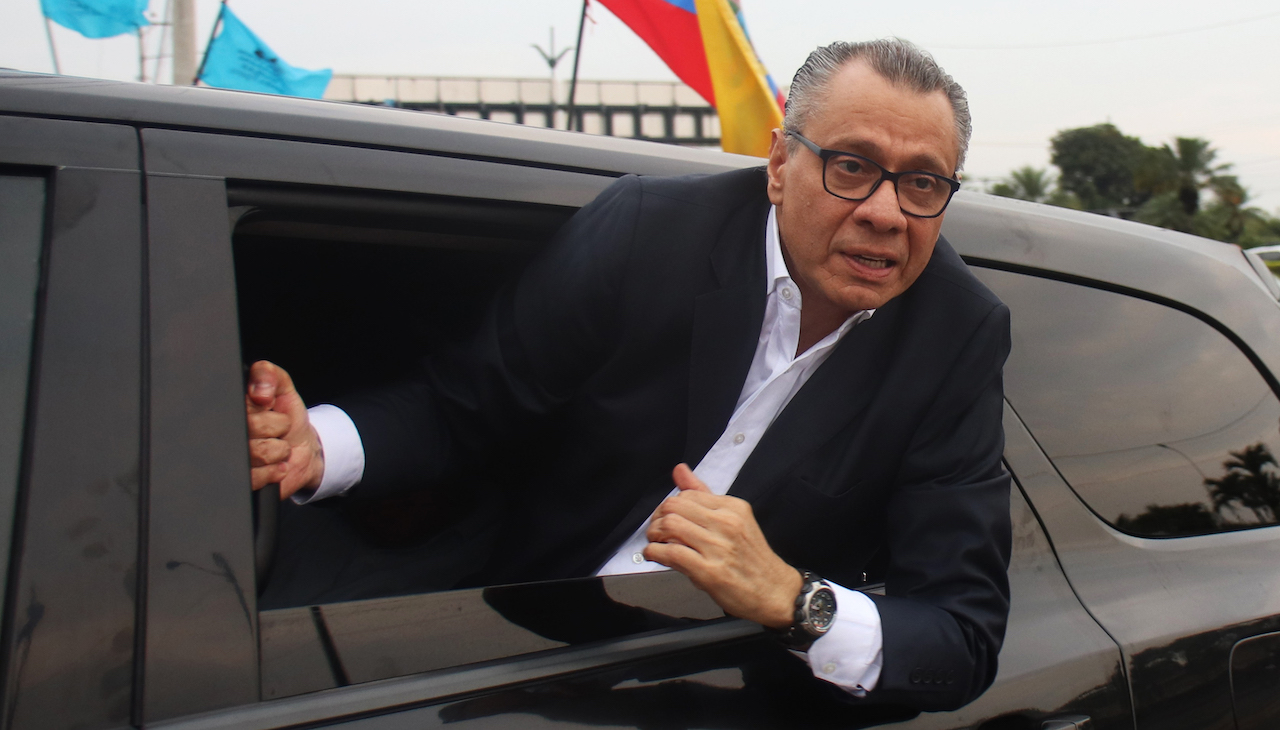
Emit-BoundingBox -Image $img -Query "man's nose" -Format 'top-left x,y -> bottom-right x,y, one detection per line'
853,178 -> 908,232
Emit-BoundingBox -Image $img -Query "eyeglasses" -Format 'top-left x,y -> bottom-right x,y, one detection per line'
785,130 -> 961,219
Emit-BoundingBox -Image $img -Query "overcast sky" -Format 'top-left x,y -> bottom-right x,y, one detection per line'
4,0 -> 1278,211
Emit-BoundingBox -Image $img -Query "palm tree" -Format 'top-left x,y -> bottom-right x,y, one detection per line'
1136,137 -> 1232,218
990,166 -> 1052,202
1170,138 -> 1231,215
1196,175 -> 1250,241
1135,138 -> 1235,233
1009,166 -> 1052,201
1204,442 -> 1280,525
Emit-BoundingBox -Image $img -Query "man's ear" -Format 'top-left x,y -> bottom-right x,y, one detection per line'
765,128 -> 788,206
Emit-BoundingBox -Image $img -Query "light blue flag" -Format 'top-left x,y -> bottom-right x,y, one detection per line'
199,7 -> 332,99
41,0 -> 149,39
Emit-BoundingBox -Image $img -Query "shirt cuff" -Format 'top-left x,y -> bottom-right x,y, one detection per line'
804,584 -> 883,696
294,404 -> 365,504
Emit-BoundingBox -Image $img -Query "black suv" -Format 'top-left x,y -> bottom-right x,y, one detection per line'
2,71 -> 1280,730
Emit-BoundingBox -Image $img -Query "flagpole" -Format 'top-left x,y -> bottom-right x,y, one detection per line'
565,0 -> 588,132
44,17 -> 61,74
193,0 -> 228,86
156,0 -> 173,83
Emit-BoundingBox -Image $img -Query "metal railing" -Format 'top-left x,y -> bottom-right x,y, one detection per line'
326,75 -> 722,147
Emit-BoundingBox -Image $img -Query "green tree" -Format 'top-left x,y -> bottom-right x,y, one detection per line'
1196,176 -> 1280,246
1240,213 -> 1280,247
1177,138 -> 1228,213
1135,190 -> 1193,233
1050,123 -> 1149,215
990,166 -> 1052,202
1134,137 -> 1233,233
1003,123 -> 1279,241
989,166 -> 1082,209
1194,175 -> 1249,242
1044,188 -> 1084,210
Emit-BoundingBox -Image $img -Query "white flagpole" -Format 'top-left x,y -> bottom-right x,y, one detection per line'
155,0 -> 173,83
172,0 -> 200,85
137,28 -> 146,82
192,0 -> 227,86
44,17 -> 61,74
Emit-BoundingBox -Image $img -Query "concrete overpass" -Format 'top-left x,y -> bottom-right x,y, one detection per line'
325,75 -> 723,147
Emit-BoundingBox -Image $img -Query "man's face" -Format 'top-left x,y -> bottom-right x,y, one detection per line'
766,61 -> 959,314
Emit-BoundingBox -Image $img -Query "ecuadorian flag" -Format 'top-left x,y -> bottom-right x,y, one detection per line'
597,0 -> 785,157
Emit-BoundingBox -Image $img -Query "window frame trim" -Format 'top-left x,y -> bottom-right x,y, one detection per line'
972,257 -> 1280,540
965,256 -> 1280,398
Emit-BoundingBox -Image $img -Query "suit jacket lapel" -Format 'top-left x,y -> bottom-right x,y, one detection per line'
729,297 -> 902,503
683,196 -> 770,466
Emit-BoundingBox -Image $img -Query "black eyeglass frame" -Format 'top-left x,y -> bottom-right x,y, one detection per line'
785,130 -> 961,219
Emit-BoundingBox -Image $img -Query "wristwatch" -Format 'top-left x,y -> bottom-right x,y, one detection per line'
774,569 -> 837,650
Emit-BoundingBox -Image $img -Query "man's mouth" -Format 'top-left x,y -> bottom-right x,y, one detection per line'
850,254 -> 894,270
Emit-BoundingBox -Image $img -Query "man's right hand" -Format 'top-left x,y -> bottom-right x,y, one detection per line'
246,360 -> 325,499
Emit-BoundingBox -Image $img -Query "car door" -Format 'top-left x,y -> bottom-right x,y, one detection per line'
971,263 -> 1280,730
135,125 -> 786,727
133,117 -> 1132,730
0,114 -> 144,730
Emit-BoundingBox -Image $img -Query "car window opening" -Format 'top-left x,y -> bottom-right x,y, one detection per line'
233,187 -> 736,701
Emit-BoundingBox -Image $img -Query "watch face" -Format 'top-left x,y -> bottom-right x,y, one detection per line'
808,587 -> 837,632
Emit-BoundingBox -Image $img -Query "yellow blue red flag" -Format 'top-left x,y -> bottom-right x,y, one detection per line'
596,0 -> 784,157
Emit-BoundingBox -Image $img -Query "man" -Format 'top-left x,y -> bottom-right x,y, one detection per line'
246,39 -> 1011,710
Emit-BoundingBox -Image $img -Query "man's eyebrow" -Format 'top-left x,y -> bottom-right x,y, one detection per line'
829,138 -> 884,159
901,152 -> 953,175
830,139 -> 952,175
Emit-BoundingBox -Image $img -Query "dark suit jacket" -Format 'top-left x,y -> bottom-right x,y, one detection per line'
338,166 -> 1013,711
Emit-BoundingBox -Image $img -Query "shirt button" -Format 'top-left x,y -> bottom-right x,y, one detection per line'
781,287 -> 793,300
823,663 -> 837,674
631,552 -> 645,564
732,433 -> 745,445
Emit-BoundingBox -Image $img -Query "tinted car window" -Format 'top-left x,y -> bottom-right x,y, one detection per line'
0,174 -> 45,589
232,188 -> 735,699
232,188 -> 569,608
974,266 -> 1280,537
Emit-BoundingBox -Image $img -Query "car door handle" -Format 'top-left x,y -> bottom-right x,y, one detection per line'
1043,716 -> 1091,730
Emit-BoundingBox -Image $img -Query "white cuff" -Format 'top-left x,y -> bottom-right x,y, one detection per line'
294,404 -> 365,504
805,584 -> 883,696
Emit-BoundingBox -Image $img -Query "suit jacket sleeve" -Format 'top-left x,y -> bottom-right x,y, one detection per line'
337,175 -> 644,496
865,300 -> 1013,710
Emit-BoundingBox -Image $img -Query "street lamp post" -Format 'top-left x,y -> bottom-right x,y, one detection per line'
532,27 -> 573,130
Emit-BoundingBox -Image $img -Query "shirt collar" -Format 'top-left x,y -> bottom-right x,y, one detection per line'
764,205 -> 790,295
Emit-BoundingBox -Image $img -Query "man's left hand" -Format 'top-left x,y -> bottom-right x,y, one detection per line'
644,464 -> 803,629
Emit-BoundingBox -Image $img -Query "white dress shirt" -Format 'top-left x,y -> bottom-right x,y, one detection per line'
305,206 -> 883,694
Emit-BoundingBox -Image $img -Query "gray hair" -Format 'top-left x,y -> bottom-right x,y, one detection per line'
784,39 -> 972,172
